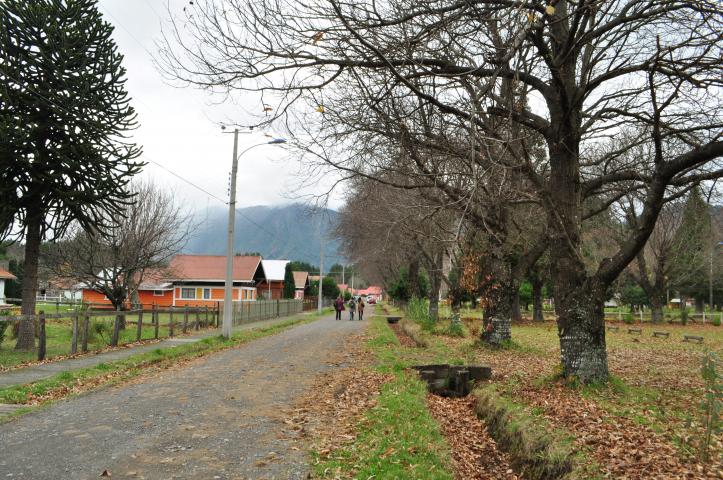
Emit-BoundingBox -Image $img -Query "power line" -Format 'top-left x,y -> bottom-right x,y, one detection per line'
2,39 -> 344,265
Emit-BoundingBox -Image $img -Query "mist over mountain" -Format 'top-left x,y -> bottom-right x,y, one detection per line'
184,204 -> 343,269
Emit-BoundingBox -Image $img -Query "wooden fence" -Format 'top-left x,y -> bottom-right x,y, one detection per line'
231,299 -> 303,326
0,305 -> 219,361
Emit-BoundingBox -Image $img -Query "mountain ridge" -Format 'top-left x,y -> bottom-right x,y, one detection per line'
184,203 -> 343,269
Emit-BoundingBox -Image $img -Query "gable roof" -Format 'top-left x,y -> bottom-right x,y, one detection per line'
168,255 -> 262,282
261,260 -> 289,282
0,267 -> 16,280
293,271 -> 309,289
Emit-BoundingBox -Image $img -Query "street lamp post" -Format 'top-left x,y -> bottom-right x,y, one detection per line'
222,129 -> 286,338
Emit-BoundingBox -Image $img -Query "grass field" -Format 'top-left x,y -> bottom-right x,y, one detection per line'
0,311 -> 214,370
388,304 -> 722,478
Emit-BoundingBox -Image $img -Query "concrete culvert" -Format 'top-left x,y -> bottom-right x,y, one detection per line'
411,364 -> 492,397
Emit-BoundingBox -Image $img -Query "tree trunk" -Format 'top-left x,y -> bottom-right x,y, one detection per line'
547,128 -> 609,382
427,252 -> 443,322
481,279 -> 514,345
511,288 -> 522,322
556,283 -> 609,383
694,297 -> 704,313
650,294 -> 665,324
16,205 -> 42,350
408,258 -> 420,299
532,277 -> 544,322
480,247 -> 513,345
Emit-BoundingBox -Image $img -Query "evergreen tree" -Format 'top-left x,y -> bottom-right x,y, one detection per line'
0,0 -> 143,349
670,187 -> 712,308
282,263 -> 295,299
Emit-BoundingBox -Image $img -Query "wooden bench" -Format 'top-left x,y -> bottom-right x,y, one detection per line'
607,326 -> 619,332
628,328 -> 642,335
652,331 -> 669,338
683,335 -> 704,344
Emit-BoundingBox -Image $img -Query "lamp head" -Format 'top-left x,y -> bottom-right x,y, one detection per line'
268,138 -> 287,144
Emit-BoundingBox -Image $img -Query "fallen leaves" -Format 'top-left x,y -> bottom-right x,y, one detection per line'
427,395 -> 518,480
285,330 -> 392,474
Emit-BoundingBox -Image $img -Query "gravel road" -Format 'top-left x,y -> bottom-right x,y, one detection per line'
0,313 -> 365,479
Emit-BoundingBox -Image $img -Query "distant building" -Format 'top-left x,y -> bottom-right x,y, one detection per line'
353,286 -> 383,302
81,254 -> 265,307
293,271 -> 310,299
257,260 -> 290,300
0,267 -> 16,304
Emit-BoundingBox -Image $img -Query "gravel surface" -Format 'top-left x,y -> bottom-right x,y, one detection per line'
0,313 -> 365,479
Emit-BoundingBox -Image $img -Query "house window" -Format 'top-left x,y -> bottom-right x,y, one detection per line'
153,290 -> 164,297
203,288 -> 211,300
180,288 -> 196,299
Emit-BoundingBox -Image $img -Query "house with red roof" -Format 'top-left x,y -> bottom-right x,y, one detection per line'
81,255 -> 266,307
354,286 -> 383,302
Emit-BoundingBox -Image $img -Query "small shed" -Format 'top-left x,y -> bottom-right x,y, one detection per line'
0,267 -> 17,304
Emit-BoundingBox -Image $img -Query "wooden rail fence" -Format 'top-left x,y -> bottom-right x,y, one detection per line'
0,305 -> 219,361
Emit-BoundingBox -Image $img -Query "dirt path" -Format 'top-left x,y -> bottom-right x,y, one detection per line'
0,313 -> 365,479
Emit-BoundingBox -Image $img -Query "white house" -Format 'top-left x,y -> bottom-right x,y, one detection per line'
0,267 -> 17,304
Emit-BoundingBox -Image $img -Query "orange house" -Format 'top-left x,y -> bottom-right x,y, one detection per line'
167,254 -> 264,307
81,255 -> 266,308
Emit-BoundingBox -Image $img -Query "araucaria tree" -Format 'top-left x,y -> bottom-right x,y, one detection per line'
162,1 -> 723,382
0,0 -> 142,349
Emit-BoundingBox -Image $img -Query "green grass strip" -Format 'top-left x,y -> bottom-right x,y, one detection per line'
313,315 -> 453,479
0,312 -> 325,417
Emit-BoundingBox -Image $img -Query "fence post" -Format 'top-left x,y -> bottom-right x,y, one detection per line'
194,308 -> 200,331
111,307 -> 121,347
153,303 -> 159,339
277,299 -> 280,318
205,306 -> 209,327
55,300 -> 60,314
216,303 -> 220,327
183,305 -> 189,334
37,311 -> 46,361
71,310 -> 79,354
169,308 -> 174,337
82,311 -> 89,352
136,308 -> 143,341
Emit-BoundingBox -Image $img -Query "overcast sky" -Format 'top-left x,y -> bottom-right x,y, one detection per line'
98,0 -> 343,213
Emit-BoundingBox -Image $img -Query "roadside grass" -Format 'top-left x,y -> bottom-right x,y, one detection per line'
313,315 -> 453,479
0,317 -> 186,369
0,311 -> 329,420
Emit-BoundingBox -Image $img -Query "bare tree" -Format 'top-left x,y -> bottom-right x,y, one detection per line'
160,0 -> 723,382
46,182 -> 192,314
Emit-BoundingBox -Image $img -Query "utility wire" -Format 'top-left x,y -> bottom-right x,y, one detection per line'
2,28 -> 344,266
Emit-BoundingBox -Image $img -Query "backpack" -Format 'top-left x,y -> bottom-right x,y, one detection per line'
349,299 -> 356,309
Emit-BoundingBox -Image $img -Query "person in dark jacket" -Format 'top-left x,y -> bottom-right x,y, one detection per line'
334,296 -> 345,320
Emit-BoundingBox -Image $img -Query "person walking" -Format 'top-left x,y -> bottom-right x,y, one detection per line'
357,298 -> 365,321
348,297 -> 356,321
334,295 -> 345,321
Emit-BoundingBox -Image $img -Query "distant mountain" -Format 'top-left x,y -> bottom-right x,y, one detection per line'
184,204 -> 343,269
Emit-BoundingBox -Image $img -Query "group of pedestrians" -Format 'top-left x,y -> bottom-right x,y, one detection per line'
334,295 -> 365,321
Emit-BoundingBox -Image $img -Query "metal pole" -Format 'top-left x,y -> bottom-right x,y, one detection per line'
223,129 -> 240,338
709,242 -> 713,316
317,234 -> 324,313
